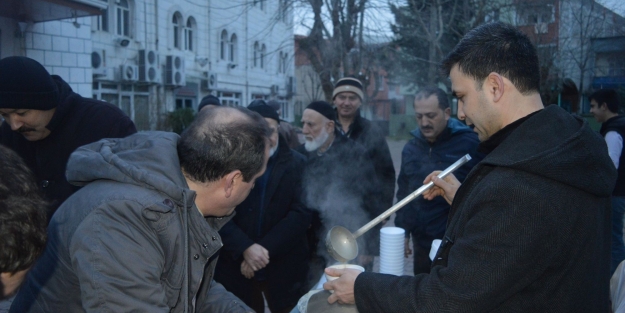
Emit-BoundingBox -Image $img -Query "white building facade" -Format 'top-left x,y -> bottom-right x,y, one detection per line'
0,0 -> 295,130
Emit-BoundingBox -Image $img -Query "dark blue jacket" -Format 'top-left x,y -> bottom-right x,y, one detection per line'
394,118 -> 481,238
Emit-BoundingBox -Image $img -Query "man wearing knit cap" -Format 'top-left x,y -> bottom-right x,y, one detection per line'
296,101 -> 382,276
198,94 -> 222,112
332,77 -> 395,253
215,101 -> 311,313
0,56 -> 136,219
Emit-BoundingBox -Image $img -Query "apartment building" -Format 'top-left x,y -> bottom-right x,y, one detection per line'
0,0 -> 295,130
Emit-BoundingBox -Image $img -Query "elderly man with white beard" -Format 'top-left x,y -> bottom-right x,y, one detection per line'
295,101 -> 383,282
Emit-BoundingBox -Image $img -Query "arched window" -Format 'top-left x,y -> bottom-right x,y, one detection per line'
116,0 -> 130,37
253,41 -> 259,67
261,44 -> 266,69
172,12 -> 183,49
185,17 -> 195,51
220,30 -> 228,60
279,51 -> 288,74
229,34 -> 237,63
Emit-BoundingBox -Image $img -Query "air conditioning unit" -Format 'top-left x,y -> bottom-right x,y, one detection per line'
139,49 -> 160,84
165,55 -> 186,86
120,64 -> 139,82
93,67 -> 117,82
201,71 -> 218,91
270,84 -> 279,95
91,50 -> 107,76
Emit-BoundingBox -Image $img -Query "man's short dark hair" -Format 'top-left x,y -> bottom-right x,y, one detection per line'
415,87 -> 449,110
178,106 -> 270,183
590,89 -> 620,114
0,144 -> 48,273
442,22 -> 540,95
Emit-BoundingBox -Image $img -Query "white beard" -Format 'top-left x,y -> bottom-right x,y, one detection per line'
269,142 -> 278,157
304,130 -> 330,152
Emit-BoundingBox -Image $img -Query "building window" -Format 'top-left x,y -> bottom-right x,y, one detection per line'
229,34 -> 237,63
278,51 -> 288,74
217,91 -> 242,107
220,30 -> 228,60
279,0 -> 289,23
253,41 -> 260,67
173,12 -> 183,49
94,7 -> 109,32
254,0 -> 266,11
185,17 -> 195,51
261,44 -> 266,69
116,0 -> 130,37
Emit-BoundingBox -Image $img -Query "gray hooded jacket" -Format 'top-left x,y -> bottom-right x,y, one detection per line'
10,132 -> 252,313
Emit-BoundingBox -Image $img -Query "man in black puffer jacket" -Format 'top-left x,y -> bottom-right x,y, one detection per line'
324,22 -> 615,313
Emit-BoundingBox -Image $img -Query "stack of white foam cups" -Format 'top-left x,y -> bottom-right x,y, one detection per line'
379,227 -> 405,275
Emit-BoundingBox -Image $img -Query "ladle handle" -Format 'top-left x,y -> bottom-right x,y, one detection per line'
352,154 -> 472,239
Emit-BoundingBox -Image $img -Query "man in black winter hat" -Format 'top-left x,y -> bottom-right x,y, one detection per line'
215,102 -> 311,313
198,94 -> 222,112
0,56 -> 137,219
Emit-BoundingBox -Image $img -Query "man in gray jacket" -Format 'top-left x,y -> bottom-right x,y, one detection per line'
10,106 -> 270,312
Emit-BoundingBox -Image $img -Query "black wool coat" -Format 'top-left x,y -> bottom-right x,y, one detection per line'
296,131 -> 384,257
215,136 -> 312,312
0,75 -> 136,218
354,105 -> 616,312
338,111 -> 396,211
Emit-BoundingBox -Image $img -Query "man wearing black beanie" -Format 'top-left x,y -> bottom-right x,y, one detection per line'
0,56 -> 137,219
215,102 -> 311,313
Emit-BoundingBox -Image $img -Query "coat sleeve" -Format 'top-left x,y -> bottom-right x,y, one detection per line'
219,219 -> 256,260
197,280 -> 254,313
370,130 -> 396,210
70,202 -> 171,312
393,144 -> 412,237
106,113 -> 137,138
258,165 -> 312,258
354,171 -> 560,312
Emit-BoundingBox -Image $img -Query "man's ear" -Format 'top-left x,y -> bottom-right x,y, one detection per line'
326,120 -> 335,133
444,107 -> 451,120
601,102 -> 609,111
485,72 -> 505,103
223,170 -> 242,198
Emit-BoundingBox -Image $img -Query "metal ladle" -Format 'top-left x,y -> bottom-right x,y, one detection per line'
326,154 -> 472,263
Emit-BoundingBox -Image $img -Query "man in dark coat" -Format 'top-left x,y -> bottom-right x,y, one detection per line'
0,56 -> 136,218
268,99 -> 301,149
395,87 -> 480,275
296,101 -> 381,271
215,102 -> 311,313
333,78 -> 396,226
324,22 -> 615,312
590,89 -> 625,274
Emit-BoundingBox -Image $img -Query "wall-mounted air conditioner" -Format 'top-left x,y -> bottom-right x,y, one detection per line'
120,64 -> 139,82
165,55 -> 186,86
270,85 -> 279,95
92,50 -> 107,76
139,49 -> 160,84
201,71 -> 218,91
